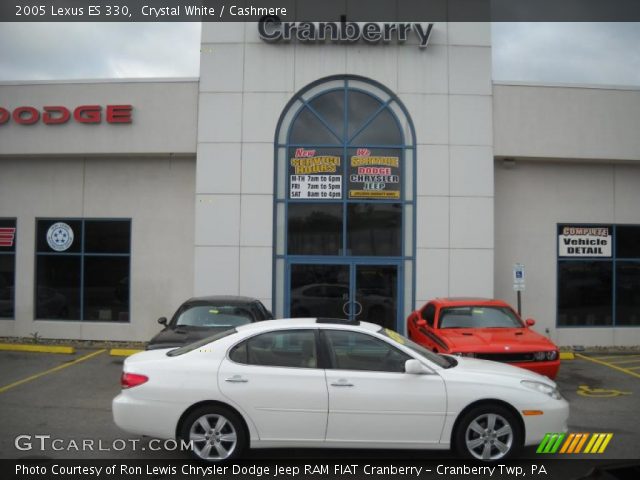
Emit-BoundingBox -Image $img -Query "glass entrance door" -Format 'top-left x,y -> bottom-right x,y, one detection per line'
355,265 -> 398,329
288,262 -> 399,328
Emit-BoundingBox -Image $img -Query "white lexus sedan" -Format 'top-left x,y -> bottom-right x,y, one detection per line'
113,318 -> 568,462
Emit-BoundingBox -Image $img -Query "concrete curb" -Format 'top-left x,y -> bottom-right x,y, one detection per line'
0,343 -> 75,354
560,352 -> 575,360
109,348 -> 143,357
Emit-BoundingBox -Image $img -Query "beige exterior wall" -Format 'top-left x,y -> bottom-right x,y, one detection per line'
0,79 -> 198,341
197,22 -> 495,321
494,83 -> 640,161
493,84 -> 640,346
494,160 -> 640,347
0,155 -> 195,341
0,79 -> 198,156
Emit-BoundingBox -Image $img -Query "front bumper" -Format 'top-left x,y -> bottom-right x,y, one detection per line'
510,360 -> 560,379
522,396 -> 570,446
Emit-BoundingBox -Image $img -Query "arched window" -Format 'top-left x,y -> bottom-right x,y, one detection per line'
273,76 -> 416,331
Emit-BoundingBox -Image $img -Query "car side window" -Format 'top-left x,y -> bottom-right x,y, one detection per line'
323,330 -> 411,373
420,304 -> 436,327
229,330 -> 317,368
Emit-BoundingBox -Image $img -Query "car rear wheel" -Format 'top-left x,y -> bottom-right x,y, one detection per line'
180,406 -> 246,461
454,405 -> 522,461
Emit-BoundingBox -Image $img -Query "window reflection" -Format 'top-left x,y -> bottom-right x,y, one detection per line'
616,262 -> 640,326
288,204 -> 342,255
308,90 -> 345,140
558,261 -> 613,326
348,204 -> 401,256
289,107 -> 340,145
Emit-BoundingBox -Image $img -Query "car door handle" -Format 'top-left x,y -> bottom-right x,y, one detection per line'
225,375 -> 248,383
331,380 -> 354,387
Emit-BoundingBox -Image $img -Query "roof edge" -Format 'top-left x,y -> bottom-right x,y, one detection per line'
0,77 -> 199,86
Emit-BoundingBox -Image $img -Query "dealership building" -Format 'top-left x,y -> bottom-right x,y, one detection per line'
1,22 -> 639,346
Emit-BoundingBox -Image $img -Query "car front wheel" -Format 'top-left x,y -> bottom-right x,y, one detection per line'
180,406 -> 247,462
454,405 -> 522,461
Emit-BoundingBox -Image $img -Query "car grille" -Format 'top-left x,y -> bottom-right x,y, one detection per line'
475,353 -> 535,363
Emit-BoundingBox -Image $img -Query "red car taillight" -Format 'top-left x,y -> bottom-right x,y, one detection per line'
121,372 -> 148,389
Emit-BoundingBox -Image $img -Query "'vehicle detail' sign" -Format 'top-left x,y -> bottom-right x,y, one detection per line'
558,225 -> 612,257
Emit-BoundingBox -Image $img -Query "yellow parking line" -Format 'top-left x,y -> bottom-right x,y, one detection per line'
0,343 -> 75,354
593,354 -> 640,360
575,353 -> 640,379
109,348 -> 143,357
0,349 -> 106,394
627,366 -> 640,370
606,358 -> 640,365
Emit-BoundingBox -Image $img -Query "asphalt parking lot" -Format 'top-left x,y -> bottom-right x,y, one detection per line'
0,349 -> 638,460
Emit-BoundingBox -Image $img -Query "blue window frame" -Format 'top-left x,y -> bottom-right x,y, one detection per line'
272,76 -> 416,331
35,218 -> 131,322
557,223 -> 640,327
0,218 -> 17,319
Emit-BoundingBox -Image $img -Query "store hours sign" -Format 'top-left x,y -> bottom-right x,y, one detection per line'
289,148 -> 402,200
289,148 -> 342,199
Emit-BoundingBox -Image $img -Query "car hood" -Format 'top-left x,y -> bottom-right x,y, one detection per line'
146,326 -> 228,350
438,327 -> 556,352
442,356 -> 555,385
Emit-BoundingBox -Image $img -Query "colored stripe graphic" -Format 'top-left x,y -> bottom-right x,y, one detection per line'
584,433 -> 613,453
0,227 -> 16,247
538,433 -> 613,454
537,433 -> 565,453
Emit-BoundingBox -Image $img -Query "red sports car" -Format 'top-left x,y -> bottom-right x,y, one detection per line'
407,298 -> 560,379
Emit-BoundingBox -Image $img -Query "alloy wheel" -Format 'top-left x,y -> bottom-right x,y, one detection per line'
189,413 -> 238,460
464,413 -> 514,460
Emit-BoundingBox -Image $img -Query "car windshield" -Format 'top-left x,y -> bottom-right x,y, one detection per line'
378,328 -> 454,369
166,328 -> 237,357
439,306 -> 523,329
175,305 -> 256,328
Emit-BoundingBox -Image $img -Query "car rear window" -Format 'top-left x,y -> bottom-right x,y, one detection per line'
166,328 -> 237,357
175,305 -> 256,327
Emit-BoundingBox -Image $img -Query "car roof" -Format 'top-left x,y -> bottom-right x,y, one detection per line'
235,318 -> 382,333
182,295 -> 261,306
430,297 -> 512,308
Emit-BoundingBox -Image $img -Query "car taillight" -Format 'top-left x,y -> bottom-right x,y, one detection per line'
121,372 -> 148,389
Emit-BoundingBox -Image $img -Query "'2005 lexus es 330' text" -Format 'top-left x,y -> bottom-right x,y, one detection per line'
113,318 -> 568,462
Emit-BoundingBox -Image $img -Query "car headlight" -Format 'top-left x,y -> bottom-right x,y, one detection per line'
533,351 -> 558,361
521,380 -> 562,400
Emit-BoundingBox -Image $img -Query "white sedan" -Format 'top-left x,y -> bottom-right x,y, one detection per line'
113,318 -> 568,461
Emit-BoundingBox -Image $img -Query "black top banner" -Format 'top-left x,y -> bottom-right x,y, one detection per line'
2,0 -> 640,22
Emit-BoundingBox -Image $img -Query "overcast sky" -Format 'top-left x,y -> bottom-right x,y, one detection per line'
0,23 -> 639,87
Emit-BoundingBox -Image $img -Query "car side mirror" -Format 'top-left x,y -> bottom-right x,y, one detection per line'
157,317 -> 168,326
525,318 -> 535,327
405,359 -> 431,375
416,319 -> 427,327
